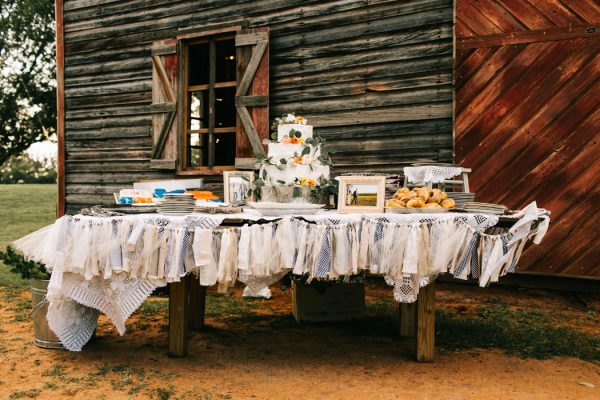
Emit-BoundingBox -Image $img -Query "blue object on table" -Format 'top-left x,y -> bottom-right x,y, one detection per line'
119,197 -> 134,204
167,189 -> 186,194
153,188 -> 166,198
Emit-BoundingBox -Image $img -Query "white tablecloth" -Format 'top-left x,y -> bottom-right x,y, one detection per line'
14,204 -> 549,351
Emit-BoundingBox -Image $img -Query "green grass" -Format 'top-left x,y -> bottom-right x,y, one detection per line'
436,300 -> 600,361
0,184 -> 56,288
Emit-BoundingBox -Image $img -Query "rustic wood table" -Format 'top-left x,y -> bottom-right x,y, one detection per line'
167,277 -> 437,362
166,217 -> 521,362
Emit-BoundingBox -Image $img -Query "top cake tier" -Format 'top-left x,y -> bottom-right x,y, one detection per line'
277,124 -> 313,141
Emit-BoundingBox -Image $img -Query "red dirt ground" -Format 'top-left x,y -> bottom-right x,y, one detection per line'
0,280 -> 598,400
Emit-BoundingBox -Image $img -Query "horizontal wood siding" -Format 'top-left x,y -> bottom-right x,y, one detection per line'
455,0 -> 600,278
62,0 -> 454,213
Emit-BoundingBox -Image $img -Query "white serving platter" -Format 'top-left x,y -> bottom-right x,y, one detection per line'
247,201 -> 325,210
385,207 -> 450,214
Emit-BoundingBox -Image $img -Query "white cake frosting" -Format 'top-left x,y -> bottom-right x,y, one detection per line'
277,124 -> 313,141
260,123 -> 330,186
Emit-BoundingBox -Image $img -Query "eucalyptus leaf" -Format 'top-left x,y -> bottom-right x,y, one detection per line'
301,146 -> 311,156
280,158 -> 287,165
277,164 -> 287,171
295,130 -> 302,138
292,187 -> 302,198
254,179 -> 265,188
261,169 -> 267,179
276,180 -> 286,185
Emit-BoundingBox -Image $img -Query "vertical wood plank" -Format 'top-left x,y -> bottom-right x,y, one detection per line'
416,281 -> 435,362
398,302 -> 417,337
188,277 -> 207,330
55,0 -> 65,217
168,276 -> 189,357
208,40 -> 216,167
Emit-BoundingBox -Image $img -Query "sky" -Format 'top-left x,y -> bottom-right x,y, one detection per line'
27,140 -> 56,161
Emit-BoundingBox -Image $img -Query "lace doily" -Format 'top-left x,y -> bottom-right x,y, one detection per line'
403,166 -> 463,183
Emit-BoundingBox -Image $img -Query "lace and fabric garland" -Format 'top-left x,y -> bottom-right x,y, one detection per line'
14,204 -> 548,350
403,166 -> 463,183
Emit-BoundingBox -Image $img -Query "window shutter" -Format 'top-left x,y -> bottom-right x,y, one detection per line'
150,39 -> 179,170
235,28 -> 269,169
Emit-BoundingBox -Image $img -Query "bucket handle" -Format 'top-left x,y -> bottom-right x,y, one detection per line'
31,298 -> 48,317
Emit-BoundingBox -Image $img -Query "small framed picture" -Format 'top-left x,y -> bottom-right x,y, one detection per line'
337,175 -> 386,213
223,171 -> 255,203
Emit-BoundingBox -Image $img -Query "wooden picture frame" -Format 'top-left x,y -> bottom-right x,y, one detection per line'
337,176 -> 386,213
223,171 -> 255,203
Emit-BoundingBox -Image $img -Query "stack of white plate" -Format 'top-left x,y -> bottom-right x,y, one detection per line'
157,193 -> 195,216
447,192 -> 475,208
463,202 -> 507,215
247,202 -> 325,216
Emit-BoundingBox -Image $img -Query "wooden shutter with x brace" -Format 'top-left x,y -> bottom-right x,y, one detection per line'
235,28 -> 269,169
150,39 -> 179,170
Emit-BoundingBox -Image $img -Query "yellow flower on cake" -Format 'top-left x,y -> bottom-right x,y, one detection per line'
291,137 -> 301,144
299,178 -> 316,187
295,116 -> 306,124
293,155 -> 303,164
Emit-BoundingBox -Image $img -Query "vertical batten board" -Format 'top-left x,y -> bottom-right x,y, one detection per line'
56,0 -> 65,217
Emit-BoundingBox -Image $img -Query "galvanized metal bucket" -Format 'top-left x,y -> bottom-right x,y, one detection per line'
31,279 -> 64,349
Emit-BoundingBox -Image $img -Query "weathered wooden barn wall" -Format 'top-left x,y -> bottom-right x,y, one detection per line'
455,0 -> 600,278
60,0 -> 454,214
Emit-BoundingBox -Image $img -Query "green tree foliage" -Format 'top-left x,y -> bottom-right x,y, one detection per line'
0,152 -> 56,183
0,0 -> 56,165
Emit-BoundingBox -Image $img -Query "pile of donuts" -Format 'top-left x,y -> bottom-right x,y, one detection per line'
386,187 -> 456,209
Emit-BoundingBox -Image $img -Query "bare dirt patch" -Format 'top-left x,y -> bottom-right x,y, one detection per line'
0,280 -> 598,400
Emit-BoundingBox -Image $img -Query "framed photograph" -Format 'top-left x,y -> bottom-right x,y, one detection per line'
337,175 -> 386,213
223,171 -> 255,203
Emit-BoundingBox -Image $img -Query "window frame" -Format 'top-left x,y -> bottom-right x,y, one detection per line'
179,32 -> 238,174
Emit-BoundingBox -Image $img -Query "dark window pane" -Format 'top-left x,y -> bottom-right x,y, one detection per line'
188,133 -> 209,167
188,43 -> 209,85
214,133 -> 236,166
189,91 -> 209,131
215,39 -> 236,83
214,87 -> 236,128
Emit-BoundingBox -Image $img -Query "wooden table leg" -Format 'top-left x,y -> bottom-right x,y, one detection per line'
398,302 -> 417,337
188,277 -> 207,330
416,281 -> 435,362
168,276 -> 189,357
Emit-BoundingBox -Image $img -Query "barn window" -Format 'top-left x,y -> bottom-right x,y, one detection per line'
183,36 -> 237,170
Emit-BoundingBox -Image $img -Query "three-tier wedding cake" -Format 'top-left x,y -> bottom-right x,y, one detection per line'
259,115 -> 330,189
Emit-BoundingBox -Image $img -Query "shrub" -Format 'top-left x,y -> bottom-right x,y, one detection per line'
0,153 -> 56,184
0,245 -> 49,280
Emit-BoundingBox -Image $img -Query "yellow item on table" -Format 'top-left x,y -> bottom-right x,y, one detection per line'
187,191 -> 219,201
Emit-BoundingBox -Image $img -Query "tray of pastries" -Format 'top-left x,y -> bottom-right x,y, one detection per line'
385,187 -> 456,213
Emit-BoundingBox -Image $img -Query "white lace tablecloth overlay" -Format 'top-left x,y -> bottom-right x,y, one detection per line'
13,204 -> 549,351
403,166 -> 464,184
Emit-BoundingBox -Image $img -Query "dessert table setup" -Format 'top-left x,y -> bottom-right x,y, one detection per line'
14,115 -> 550,362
